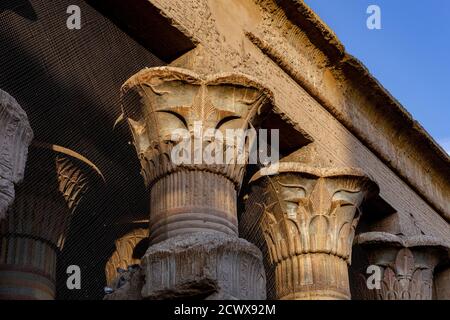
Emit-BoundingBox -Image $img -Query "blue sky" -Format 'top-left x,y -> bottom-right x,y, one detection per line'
304,0 -> 450,154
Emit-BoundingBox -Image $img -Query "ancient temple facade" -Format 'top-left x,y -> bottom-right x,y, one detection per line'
0,0 -> 448,300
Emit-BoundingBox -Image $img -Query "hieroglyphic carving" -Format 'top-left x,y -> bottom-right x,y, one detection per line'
353,232 -> 449,300
0,89 -> 33,219
241,162 -> 378,300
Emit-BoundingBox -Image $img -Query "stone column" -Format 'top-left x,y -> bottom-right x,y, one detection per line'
0,90 -> 33,219
0,143 -> 101,299
240,162 -> 378,300
353,232 -> 449,300
120,67 -> 272,300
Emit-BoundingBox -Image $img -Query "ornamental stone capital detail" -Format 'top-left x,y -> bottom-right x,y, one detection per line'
120,66 -> 273,189
353,232 -> 449,300
0,90 -> 33,220
240,162 -> 379,300
0,142 -> 102,300
105,227 -> 149,287
121,67 -> 274,243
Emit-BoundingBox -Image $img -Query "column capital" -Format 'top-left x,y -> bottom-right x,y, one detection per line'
105,227 -> 149,287
0,89 -> 33,219
9,142 -> 103,245
0,142 -> 102,299
120,66 -> 274,189
241,162 -> 378,299
353,232 -> 449,300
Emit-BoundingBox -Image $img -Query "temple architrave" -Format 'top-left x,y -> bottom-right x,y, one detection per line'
0,0 -> 448,300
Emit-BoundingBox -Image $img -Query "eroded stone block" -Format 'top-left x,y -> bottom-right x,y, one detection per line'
141,232 -> 266,300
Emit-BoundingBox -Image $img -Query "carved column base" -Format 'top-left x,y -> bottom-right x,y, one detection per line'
277,254 -> 350,300
0,236 -> 56,300
141,232 -> 266,300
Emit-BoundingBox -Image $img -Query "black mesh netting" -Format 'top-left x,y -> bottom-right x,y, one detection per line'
0,0 -> 172,299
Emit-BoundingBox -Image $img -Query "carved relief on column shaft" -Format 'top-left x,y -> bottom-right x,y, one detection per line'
240,162 -> 379,300
0,142 -> 102,299
353,232 -> 449,300
0,90 -> 33,219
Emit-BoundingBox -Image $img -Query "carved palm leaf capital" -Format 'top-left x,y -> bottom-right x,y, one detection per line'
1,141 -> 103,250
245,163 -> 378,261
354,232 -> 450,299
106,227 -> 149,287
120,67 -> 274,187
250,163 -> 378,221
